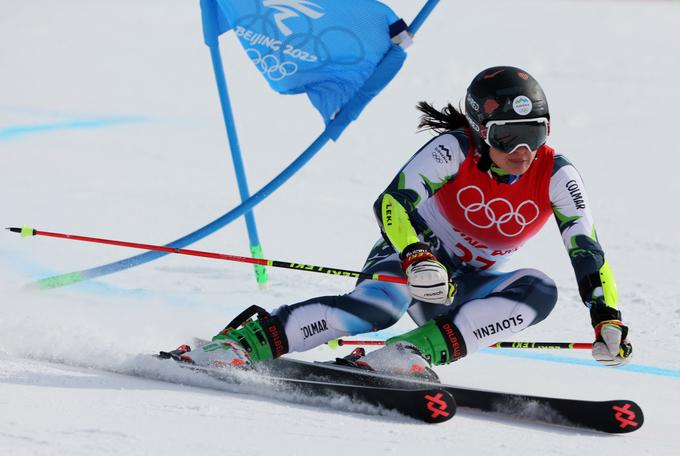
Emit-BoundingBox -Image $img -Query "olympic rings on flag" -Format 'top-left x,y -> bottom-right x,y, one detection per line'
246,48 -> 299,81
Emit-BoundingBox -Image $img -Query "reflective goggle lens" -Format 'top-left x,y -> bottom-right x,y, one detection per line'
486,119 -> 548,153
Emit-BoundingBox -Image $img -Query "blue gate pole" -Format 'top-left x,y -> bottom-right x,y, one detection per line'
409,0 -> 440,34
206,41 -> 268,288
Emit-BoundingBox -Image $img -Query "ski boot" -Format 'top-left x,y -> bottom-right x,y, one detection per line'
336,315 -> 468,380
385,315 -> 467,366
158,340 -> 252,369
159,305 -> 289,369
335,343 -> 439,382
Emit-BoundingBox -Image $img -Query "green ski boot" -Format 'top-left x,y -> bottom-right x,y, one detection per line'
386,315 -> 467,365
167,305 -> 288,368
212,305 -> 289,362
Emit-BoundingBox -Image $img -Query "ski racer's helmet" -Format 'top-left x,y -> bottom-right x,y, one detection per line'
464,66 -> 550,157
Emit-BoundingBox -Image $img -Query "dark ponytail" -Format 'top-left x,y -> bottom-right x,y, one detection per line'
416,101 -> 469,133
416,101 -> 492,171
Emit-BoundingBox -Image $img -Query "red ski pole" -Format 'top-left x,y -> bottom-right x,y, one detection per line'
7,226 -> 407,285
327,339 -> 593,350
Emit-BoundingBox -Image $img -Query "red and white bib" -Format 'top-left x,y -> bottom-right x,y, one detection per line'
435,145 -> 555,251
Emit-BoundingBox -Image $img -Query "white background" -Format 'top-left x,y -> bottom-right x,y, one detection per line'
1,1 -> 678,454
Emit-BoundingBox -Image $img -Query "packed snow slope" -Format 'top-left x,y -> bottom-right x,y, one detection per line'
1,0 -> 679,455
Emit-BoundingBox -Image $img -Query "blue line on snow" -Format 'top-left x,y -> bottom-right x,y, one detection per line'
368,330 -> 679,379
477,347 -> 680,378
0,117 -> 148,141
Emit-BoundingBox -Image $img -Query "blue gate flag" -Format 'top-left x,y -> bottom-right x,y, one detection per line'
32,1 -> 439,290
204,0 -> 408,124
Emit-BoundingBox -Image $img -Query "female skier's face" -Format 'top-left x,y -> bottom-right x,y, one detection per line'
489,145 -> 537,175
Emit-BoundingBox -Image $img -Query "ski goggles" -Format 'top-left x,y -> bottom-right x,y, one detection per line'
482,117 -> 549,154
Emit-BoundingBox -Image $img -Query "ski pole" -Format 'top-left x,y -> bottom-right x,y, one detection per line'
327,339 -> 593,350
6,226 -> 407,284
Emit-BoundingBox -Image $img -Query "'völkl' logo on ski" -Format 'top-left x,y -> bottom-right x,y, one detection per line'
424,393 -> 451,419
612,403 -> 639,429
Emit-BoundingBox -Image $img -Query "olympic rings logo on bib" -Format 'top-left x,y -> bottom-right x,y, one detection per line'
456,185 -> 540,237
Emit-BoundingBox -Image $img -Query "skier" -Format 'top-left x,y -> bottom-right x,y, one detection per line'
169,66 -> 633,374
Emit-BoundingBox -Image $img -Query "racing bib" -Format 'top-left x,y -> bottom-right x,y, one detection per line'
435,146 -> 555,251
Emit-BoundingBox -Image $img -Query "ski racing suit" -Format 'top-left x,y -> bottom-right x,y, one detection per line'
271,128 -> 616,360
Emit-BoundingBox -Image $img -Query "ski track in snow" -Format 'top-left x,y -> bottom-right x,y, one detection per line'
2,0 -> 679,455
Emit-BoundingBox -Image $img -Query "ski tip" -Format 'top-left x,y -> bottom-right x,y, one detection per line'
606,400 -> 644,434
419,389 -> 456,424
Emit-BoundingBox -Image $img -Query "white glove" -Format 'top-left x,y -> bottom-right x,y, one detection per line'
591,303 -> 633,366
401,243 -> 452,305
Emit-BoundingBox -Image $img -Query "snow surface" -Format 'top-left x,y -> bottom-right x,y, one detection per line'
1,0 -> 679,454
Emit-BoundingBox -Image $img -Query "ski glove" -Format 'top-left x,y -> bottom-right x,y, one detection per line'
401,243 -> 453,305
590,302 -> 633,366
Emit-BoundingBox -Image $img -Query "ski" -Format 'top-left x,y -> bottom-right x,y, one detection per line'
261,357 -> 644,434
438,384 -> 642,434
161,341 -> 643,432
174,362 -> 455,424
